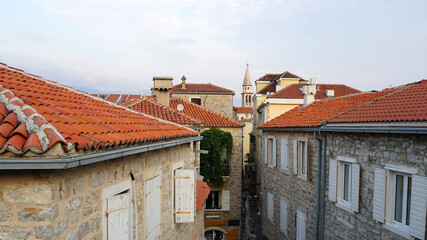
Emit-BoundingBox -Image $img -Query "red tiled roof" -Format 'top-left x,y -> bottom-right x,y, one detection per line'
257,81 -> 276,94
259,90 -> 398,128
274,71 -> 306,81
170,98 -> 245,128
255,74 -> 280,83
196,179 -> 210,211
268,84 -> 360,99
329,81 -> 427,123
123,97 -> 202,126
235,107 -> 253,114
0,63 -> 198,155
172,83 -> 234,94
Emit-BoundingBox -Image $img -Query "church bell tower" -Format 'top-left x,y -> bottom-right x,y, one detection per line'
242,64 -> 253,108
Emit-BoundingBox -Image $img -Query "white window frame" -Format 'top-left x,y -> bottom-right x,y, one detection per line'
101,180 -> 133,240
329,157 -> 359,213
171,161 -> 184,227
267,191 -> 273,221
205,190 -> 230,212
267,136 -> 276,168
296,138 -> 308,180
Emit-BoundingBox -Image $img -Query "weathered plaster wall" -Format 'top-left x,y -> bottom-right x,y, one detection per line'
324,132 -> 427,240
0,142 -> 204,240
172,93 -> 234,118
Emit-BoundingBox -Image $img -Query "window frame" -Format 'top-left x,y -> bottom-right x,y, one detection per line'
267,136 -> 276,168
267,191 -> 274,221
280,137 -> 288,172
296,138 -> 308,180
190,97 -> 201,105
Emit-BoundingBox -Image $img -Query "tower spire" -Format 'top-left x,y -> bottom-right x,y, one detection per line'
242,64 -> 253,108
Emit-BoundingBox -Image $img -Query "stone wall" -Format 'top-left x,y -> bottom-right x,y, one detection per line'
172,93 -> 234,118
204,127 -> 243,238
260,131 -> 319,240
324,132 -> 427,240
0,142 -> 204,240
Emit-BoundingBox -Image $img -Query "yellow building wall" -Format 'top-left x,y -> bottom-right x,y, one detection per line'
242,121 -> 252,163
279,79 -> 300,87
267,103 -> 300,122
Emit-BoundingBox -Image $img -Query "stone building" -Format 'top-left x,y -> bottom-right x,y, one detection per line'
124,78 -> 244,240
258,86 -> 398,240
321,80 -> 427,240
0,64 -> 209,240
171,76 -> 235,118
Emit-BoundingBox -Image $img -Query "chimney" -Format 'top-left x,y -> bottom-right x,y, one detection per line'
152,76 -> 173,107
326,89 -> 335,97
181,75 -> 186,89
302,77 -> 317,106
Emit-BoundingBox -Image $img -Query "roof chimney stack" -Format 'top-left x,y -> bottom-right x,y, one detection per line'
181,75 -> 186,89
302,77 -> 317,106
152,76 -> 173,107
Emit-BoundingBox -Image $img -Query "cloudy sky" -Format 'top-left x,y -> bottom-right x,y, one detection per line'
1,0 -> 426,105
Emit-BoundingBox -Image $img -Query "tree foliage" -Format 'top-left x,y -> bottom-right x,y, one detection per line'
200,128 -> 233,187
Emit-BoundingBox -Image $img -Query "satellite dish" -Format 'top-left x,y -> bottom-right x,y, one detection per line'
177,104 -> 184,112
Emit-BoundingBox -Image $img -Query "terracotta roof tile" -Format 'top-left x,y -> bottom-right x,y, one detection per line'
257,81 -> 277,94
329,80 -> 427,123
196,179 -> 210,211
0,63 -> 199,155
170,98 -> 245,128
172,83 -> 234,94
255,74 -> 280,83
274,71 -> 306,81
268,84 -> 360,99
260,89 -> 398,128
235,107 -> 253,114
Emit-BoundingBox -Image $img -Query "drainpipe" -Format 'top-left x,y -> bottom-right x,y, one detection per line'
319,133 -> 327,240
314,131 -> 322,239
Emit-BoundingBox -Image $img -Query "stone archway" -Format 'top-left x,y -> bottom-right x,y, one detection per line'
204,227 -> 227,240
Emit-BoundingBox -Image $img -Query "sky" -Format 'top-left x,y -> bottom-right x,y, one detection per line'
1,0 -> 426,105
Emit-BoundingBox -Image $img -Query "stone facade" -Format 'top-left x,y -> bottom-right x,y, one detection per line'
0,142 -> 205,240
260,131 -> 319,240
172,93 -> 234,118
324,132 -> 427,240
204,127 -> 243,239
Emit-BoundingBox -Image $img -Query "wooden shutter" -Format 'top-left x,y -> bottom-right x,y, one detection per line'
267,192 -> 273,221
264,137 -> 268,164
107,191 -> 132,240
328,159 -> 337,202
221,190 -> 230,211
296,210 -> 306,240
409,175 -> 427,239
280,198 -> 287,233
350,164 -> 360,212
293,140 -> 297,175
280,138 -> 288,171
145,176 -> 161,240
174,169 -> 195,223
373,168 -> 386,223
272,138 -> 277,167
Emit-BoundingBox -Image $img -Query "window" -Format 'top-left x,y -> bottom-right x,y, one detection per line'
267,191 -> 273,221
296,210 -> 306,240
191,98 -> 201,105
264,136 -> 276,168
280,138 -> 288,171
292,139 -> 308,179
373,166 -> 427,239
174,168 -> 195,223
280,198 -> 287,234
145,176 -> 161,240
204,229 -> 225,240
328,157 -> 360,213
206,191 -> 230,211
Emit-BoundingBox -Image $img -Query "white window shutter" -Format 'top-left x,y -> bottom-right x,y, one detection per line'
145,176 -> 161,240
221,190 -> 230,211
107,191 -> 132,240
328,159 -> 337,202
264,137 -> 268,164
280,199 -> 287,233
174,169 -> 195,223
296,210 -> 306,240
272,138 -> 277,167
373,168 -> 386,223
267,192 -> 273,221
280,138 -> 288,171
409,175 -> 427,240
351,164 -> 360,212
293,140 -> 297,175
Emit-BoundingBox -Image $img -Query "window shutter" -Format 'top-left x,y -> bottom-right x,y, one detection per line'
221,190 -> 230,211
264,137 -> 268,164
280,199 -> 287,233
296,210 -> 306,240
373,168 -> 386,223
272,138 -> 277,167
267,192 -> 273,220
145,176 -> 161,240
350,164 -> 360,212
409,175 -> 427,239
328,159 -> 337,202
293,140 -> 297,175
280,138 -> 288,171
174,169 -> 195,223
107,191 -> 132,240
